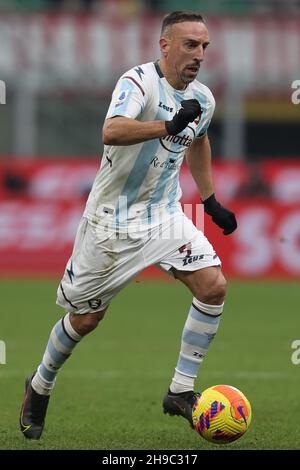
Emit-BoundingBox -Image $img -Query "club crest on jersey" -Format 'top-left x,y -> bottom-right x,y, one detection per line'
88,297 -> 102,310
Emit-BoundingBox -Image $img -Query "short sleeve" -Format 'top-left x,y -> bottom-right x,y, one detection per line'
106,75 -> 147,120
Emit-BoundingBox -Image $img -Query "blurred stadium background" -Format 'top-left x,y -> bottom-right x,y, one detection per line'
0,0 -> 300,450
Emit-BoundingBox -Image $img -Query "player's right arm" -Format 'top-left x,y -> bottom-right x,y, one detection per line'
102,68 -> 202,146
103,116 -> 167,146
103,98 -> 202,146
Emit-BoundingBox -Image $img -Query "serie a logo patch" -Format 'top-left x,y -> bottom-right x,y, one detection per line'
115,90 -> 129,108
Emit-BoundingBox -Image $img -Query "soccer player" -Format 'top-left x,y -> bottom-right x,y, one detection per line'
20,11 -> 237,439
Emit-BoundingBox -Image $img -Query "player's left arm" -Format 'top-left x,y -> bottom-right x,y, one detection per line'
186,132 -> 214,201
186,133 -> 237,235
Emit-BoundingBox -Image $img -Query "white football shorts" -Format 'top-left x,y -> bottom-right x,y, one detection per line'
56,214 -> 221,314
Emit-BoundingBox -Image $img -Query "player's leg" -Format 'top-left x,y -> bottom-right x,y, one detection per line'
19,218 -> 114,439
149,213 -> 226,425
162,266 -> 226,426
20,217 -> 148,439
20,308 -> 107,439
170,266 -> 226,391
31,309 -> 107,396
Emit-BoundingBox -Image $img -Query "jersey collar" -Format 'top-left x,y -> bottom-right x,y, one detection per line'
153,60 -> 188,93
154,60 -> 164,78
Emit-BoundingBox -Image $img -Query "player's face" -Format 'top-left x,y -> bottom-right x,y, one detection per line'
162,21 -> 210,87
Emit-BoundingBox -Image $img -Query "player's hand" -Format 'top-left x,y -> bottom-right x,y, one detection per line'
165,99 -> 202,135
203,194 -> 237,235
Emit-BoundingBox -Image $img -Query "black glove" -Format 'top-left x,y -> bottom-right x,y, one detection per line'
203,193 -> 237,235
165,99 -> 202,135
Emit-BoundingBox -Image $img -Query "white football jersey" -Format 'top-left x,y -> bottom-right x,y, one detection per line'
84,61 -> 215,229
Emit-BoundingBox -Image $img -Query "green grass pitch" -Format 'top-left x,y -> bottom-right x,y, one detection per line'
0,278 -> 299,450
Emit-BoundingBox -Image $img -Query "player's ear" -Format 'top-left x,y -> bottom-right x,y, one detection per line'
159,37 -> 170,57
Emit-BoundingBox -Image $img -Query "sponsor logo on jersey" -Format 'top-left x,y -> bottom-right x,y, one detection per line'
158,101 -> 173,113
162,133 -> 193,147
150,156 -> 180,170
160,127 -> 195,154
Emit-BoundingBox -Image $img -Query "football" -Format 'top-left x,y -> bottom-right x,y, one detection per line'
192,384 -> 252,444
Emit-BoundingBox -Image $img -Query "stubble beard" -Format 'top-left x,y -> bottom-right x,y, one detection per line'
176,65 -> 198,87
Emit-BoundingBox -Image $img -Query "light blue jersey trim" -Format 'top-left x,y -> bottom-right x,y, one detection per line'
115,142 -> 161,226
194,90 -> 209,137
146,81 -> 173,209
115,80 -> 165,225
167,171 -> 180,208
166,89 -> 188,209
148,88 -> 186,215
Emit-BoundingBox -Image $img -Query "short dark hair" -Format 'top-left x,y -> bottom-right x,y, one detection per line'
161,11 -> 205,36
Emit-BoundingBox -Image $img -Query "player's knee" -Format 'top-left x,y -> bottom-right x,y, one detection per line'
198,273 -> 227,305
70,309 -> 106,336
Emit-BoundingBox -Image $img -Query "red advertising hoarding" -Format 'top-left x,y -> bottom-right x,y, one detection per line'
0,159 -> 299,278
